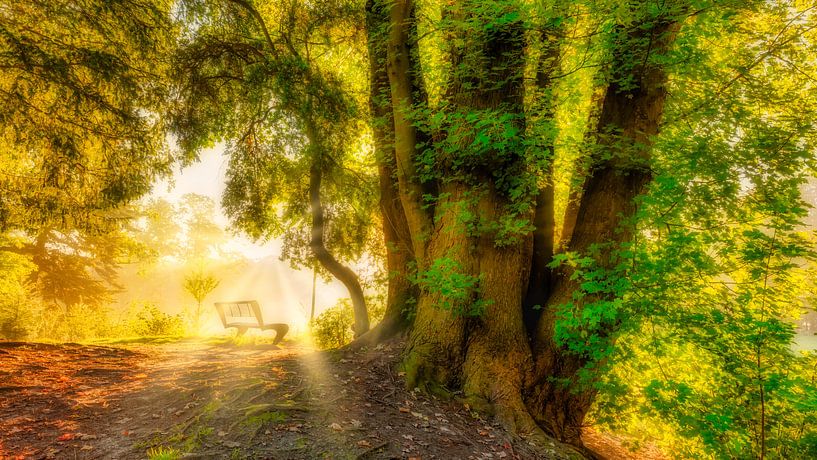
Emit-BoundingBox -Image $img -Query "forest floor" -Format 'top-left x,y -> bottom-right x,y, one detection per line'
0,338 -> 662,460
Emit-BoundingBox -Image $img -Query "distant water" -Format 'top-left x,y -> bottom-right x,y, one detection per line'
793,333 -> 817,352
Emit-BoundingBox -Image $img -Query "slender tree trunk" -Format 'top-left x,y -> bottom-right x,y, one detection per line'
523,26 -> 562,334
305,122 -> 370,337
310,263 -> 317,324
559,86 -> 606,248
528,15 -> 683,444
345,0 -> 419,349
386,0 -> 432,265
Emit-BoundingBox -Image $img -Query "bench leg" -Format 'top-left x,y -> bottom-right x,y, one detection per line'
235,326 -> 248,337
271,325 -> 289,345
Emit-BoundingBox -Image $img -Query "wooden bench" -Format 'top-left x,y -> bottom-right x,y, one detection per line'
214,300 -> 289,345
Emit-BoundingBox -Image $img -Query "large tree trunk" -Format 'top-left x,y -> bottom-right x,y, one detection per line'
460,187 -> 539,436
392,0 -> 542,434
382,0 -> 686,448
527,14 -> 683,444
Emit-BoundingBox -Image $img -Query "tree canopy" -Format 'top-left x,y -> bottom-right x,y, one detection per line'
0,0 -> 176,233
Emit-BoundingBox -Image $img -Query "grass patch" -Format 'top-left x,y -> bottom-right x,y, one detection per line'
244,410 -> 288,427
146,446 -> 182,460
183,425 -> 214,452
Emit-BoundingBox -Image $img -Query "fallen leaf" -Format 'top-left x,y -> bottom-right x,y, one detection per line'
330,422 -> 343,431
399,407 -> 411,413
357,440 -> 372,448
56,433 -> 74,442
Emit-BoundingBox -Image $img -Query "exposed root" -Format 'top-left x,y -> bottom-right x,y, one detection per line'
342,315 -> 405,352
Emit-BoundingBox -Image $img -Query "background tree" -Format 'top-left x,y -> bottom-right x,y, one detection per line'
0,0 -> 176,335
183,269 -> 220,332
170,0 -> 378,336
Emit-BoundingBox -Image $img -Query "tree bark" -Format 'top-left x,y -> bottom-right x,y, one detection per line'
396,1 -> 542,435
523,26 -> 562,334
386,0 -> 432,265
559,86 -> 606,248
528,15 -> 683,445
380,0 -> 686,448
348,0 -> 419,349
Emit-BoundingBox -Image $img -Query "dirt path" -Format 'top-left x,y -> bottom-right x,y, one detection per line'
0,339 -> 584,459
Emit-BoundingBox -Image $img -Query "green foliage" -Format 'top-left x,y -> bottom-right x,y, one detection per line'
310,299 -> 355,349
414,256 -> 491,317
131,194 -> 242,271
2,0 -> 817,456
179,194 -> 229,257
182,270 -> 220,305
170,0 -> 379,274
537,1 -> 817,456
37,303 -> 118,342
0,0 -> 175,233
550,248 -> 630,362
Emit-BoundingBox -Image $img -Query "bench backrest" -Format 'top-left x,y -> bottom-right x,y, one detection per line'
214,300 -> 264,327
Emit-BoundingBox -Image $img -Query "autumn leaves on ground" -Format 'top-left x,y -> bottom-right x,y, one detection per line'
0,338 -> 646,460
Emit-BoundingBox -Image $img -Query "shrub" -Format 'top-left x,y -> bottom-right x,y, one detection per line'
126,302 -> 185,336
310,299 -> 354,349
309,297 -> 386,349
0,296 -> 36,341
0,252 -> 37,340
